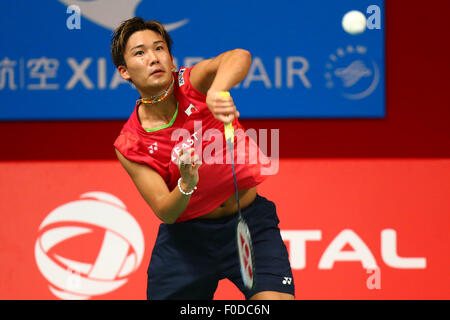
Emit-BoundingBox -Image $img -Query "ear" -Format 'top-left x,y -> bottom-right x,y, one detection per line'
118,65 -> 131,81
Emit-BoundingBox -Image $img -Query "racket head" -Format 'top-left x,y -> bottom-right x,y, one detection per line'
236,217 -> 255,290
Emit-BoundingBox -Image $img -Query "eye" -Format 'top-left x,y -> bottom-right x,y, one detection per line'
156,45 -> 164,51
135,50 -> 144,56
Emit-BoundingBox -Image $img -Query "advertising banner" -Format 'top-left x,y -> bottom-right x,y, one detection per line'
0,0 -> 384,120
1,159 -> 447,299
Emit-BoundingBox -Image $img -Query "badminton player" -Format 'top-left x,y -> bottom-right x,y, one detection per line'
111,17 -> 294,300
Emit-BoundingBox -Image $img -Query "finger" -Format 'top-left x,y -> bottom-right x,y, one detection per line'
180,154 -> 192,165
178,153 -> 189,166
192,155 -> 202,169
215,97 -> 234,106
216,97 -> 233,105
214,97 -> 234,104
212,103 -> 234,112
192,154 -> 201,164
181,147 -> 194,155
217,113 -> 235,123
214,107 -> 236,115
180,148 -> 197,166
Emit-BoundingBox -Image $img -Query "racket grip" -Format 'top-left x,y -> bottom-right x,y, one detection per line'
219,91 -> 230,98
224,123 -> 234,142
219,91 -> 235,141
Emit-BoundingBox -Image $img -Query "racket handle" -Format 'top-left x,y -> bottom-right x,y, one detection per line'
219,91 -> 230,98
219,91 -> 235,141
224,123 -> 234,142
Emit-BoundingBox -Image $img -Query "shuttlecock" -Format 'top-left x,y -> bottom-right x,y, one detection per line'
342,10 -> 367,35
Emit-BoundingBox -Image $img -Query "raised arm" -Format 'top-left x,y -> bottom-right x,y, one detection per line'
190,49 -> 252,123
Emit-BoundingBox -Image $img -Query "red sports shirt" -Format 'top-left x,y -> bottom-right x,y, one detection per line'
114,66 -> 272,222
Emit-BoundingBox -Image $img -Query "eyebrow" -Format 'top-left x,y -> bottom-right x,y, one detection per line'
130,40 -> 164,52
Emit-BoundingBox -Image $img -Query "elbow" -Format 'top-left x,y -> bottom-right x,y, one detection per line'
150,197 -> 180,224
162,217 -> 177,224
156,208 -> 177,224
233,48 -> 252,65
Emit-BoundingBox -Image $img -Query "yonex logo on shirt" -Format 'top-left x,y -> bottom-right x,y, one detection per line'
148,142 -> 158,154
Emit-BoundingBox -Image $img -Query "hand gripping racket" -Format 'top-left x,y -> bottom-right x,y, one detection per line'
220,91 -> 255,290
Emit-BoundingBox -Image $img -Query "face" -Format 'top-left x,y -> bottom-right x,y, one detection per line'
119,29 -> 173,94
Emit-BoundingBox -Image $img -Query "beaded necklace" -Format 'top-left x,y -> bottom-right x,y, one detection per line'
136,77 -> 174,105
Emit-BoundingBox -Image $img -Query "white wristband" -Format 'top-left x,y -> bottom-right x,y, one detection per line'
178,177 -> 197,196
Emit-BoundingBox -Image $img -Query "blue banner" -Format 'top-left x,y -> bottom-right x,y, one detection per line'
0,0 -> 384,120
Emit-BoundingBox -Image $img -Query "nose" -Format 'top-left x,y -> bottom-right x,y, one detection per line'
148,50 -> 159,66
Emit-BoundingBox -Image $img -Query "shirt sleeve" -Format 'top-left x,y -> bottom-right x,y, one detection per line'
177,66 -> 208,111
113,128 -> 171,183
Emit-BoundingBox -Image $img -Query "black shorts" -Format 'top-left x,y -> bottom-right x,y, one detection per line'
147,194 -> 295,300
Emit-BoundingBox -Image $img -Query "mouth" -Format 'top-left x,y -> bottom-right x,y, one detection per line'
150,69 -> 164,76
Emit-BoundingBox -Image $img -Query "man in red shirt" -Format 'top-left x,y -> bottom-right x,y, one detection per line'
112,17 -> 294,300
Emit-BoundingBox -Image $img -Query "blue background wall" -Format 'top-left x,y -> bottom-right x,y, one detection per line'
0,0 -> 384,120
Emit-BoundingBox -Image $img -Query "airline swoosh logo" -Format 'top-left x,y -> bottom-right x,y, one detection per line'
334,60 -> 372,88
59,0 -> 189,31
163,19 -> 189,31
